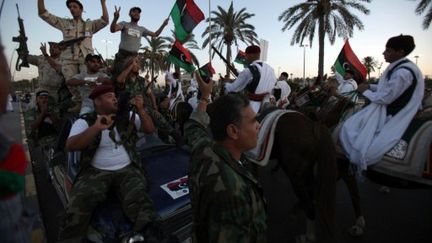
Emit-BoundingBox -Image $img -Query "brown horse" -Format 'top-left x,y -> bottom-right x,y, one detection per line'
255,108 -> 338,242
290,89 -> 366,237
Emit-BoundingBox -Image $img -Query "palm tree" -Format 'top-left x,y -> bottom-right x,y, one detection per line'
415,0 -> 432,29
201,1 -> 259,77
140,36 -> 170,80
278,0 -> 371,84
362,56 -> 378,80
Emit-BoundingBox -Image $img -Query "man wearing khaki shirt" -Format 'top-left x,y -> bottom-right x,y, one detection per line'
37,0 -> 108,112
28,42 -> 63,102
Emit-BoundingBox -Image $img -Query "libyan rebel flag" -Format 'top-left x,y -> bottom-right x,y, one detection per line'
170,0 -> 205,43
199,62 -> 215,78
334,40 -> 367,82
234,50 -> 246,65
167,40 -> 195,72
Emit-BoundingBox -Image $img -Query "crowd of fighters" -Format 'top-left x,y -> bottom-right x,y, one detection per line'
1,0 -> 428,242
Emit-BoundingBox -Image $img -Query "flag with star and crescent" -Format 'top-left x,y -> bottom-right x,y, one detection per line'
167,40 -> 195,72
334,40 -> 367,83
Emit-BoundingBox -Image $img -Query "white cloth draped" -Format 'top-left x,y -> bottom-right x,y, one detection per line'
339,58 -> 424,170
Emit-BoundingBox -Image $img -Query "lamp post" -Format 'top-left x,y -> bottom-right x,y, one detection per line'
301,44 -> 308,87
101,40 -> 112,60
414,55 -> 419,65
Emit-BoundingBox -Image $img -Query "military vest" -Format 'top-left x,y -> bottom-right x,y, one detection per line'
386,60 -> 418,116
79,111 -> 141,172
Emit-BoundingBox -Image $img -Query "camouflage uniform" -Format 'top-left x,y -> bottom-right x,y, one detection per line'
24,104 -> 59,148
39,11 -> 107,103
184,110 -> 267,243
114,75 -> 175,142
28,55 -> 63,102
58,112 -> 159,242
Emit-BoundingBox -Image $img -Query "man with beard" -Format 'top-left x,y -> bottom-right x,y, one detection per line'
38,0 -> 109,112
66,54 -> 111,115
115,57 -> 181,145
28,42 -> 63,102
60,85 -> 177,242
24,90 -> 60,147
110,6 -> 169,75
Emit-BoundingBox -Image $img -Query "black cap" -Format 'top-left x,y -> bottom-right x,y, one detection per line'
386,34 -> 415,56
130,7 -> 142,13
85,53 -> 102,62
66,0 -> 83,10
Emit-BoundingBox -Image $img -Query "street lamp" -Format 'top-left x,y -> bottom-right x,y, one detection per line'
101,40 -> 112,60
414,55 -> 419,65
301,44 -> 308,87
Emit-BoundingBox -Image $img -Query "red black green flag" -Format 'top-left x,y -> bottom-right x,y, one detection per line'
234,50 -> 246,65
170,0 -> 204,43
167,40 -> 195,72
199,62 -> 215,78
334,40 -> 367,82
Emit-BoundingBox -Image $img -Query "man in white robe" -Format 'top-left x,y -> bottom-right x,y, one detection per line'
339,34 -> 424,170
225,45 -> 277,113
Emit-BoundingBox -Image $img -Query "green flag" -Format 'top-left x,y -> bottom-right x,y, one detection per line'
170,0 -> 204,43
167,40 -> 195,72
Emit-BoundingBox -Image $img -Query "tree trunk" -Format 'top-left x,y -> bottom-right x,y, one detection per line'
318,14 -> 325,86
226,43 -> 232,78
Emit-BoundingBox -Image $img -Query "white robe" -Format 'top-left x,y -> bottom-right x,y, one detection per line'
225,60 -> 277,113
339,58 -> 424,170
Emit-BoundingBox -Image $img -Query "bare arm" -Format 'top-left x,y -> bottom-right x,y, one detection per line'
66,115 -> 113,151
100,0 -> 109,24
148,18 -> 169,37
132,95 -> 155,133
110,5 -> 121,33
37,0 -> 47,16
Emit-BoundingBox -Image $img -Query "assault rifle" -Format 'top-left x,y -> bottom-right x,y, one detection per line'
57,36 -> 86,51
12,4 -> 29,71
211,45 -> 238,77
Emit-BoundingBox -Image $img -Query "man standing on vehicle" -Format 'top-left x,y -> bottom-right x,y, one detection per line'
38,0 -> 109,112
110,5 -> 169,75
185,72 -> 267,242
225,45 -> 277,114
61,85 -> 177,243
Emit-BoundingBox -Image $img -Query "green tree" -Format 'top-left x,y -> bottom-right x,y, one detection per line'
278,0 -> 371,84
201,1 -> 259,77
415,0 -> 432,29
140,36 -> 170,80
362,56 -> 378,80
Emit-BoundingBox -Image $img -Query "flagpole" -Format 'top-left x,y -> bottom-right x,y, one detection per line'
208,0 -> 212,63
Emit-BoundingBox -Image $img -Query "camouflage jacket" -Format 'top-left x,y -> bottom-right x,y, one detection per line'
79,112 -> 141,174
24,105 -> 59,147
184,110 -> 267,243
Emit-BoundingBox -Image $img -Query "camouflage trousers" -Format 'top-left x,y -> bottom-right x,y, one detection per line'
147,107 -> 177,143
58,164 -> 159,243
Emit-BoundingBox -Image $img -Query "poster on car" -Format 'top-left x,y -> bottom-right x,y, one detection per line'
160,176 -> 189,199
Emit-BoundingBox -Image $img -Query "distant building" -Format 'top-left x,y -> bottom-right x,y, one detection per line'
259,39 -> 269,62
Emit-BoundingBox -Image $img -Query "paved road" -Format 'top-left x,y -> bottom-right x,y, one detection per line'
260,163 -> 432,243
5,101 -> 431,243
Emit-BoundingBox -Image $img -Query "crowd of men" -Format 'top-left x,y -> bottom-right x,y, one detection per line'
1,0 -> 428,242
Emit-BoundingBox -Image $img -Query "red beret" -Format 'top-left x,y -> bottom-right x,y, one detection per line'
89,85 -> 115,100
245,45 -> 261,54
